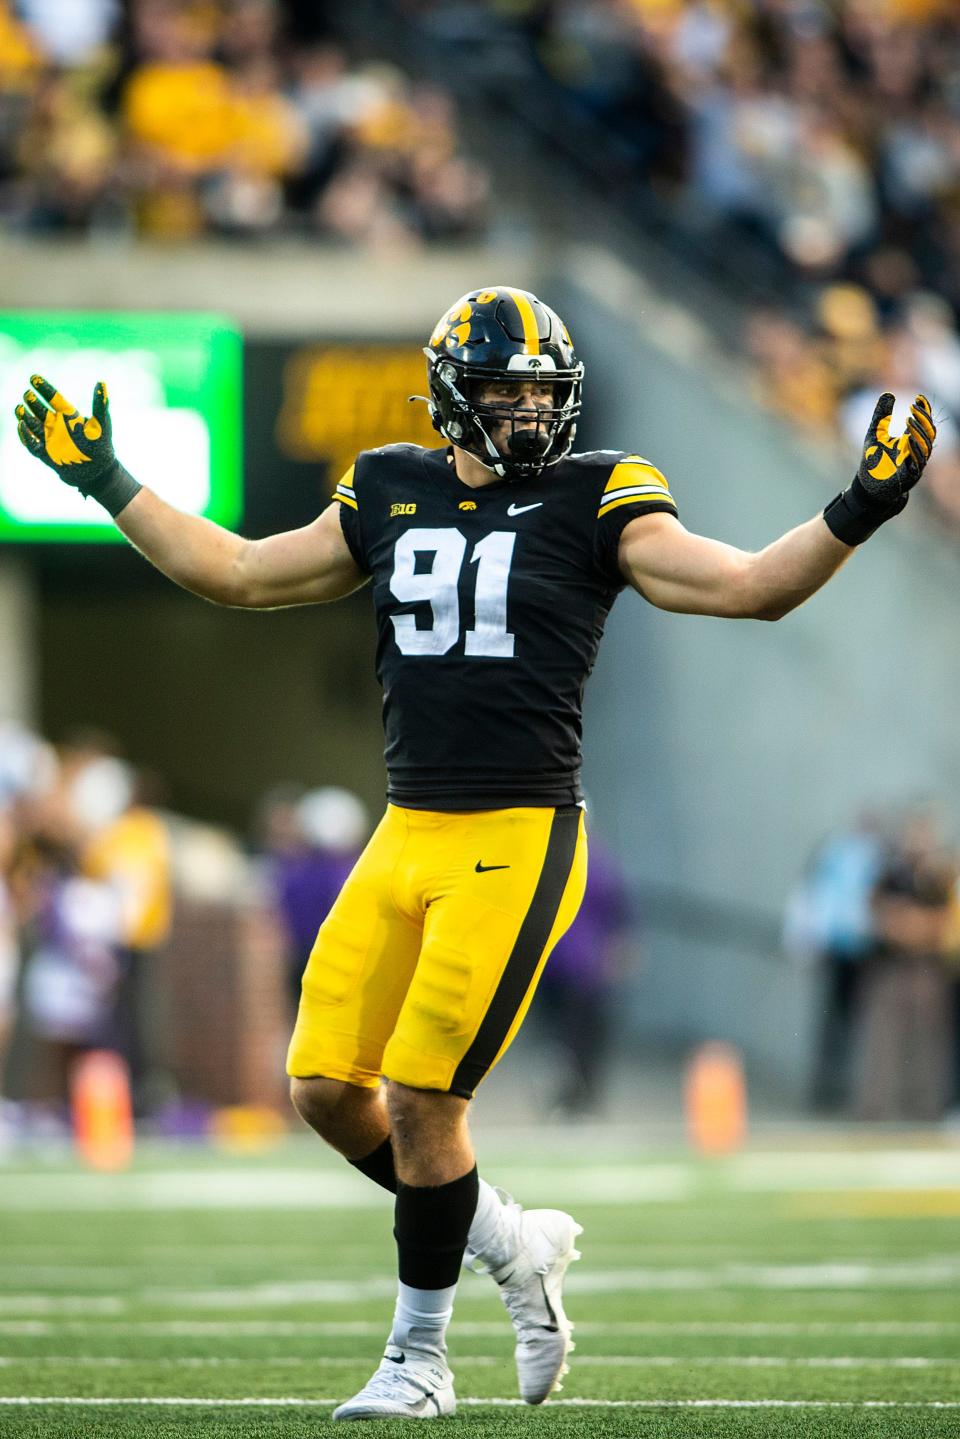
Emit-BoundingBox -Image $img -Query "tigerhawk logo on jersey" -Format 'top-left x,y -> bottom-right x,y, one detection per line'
390,503 -> 417,517
458,500 -> 477,511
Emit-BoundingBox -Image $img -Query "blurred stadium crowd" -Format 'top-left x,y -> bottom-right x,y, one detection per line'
400,0 -> 960,525
6,0 -> 960,515
0,0 -> 488,245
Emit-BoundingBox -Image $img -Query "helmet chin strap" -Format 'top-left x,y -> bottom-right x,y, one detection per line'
471,413 -> 509,476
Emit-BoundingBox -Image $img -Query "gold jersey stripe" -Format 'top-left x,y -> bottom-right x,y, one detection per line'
333,492 -> 358,511
598,493 -> 677,519
603,458 -> 669,496
505,289 -> 540,355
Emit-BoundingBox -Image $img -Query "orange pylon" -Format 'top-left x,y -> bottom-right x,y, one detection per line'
70,1049 -> 134,1171
684,1041 -> 747,1154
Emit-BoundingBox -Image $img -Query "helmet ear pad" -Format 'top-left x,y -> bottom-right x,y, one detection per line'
426,353 -> 480,446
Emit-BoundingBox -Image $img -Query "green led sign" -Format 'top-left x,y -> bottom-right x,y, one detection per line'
0,312 -> 242,542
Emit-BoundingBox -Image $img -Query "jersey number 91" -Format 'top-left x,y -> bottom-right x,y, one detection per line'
390,527 -> 517,659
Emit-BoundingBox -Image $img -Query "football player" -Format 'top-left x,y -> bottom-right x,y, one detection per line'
16,286 -> 936,1420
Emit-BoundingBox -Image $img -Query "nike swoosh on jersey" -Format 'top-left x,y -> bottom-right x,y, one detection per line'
506,502 -> 543,516
475,861 -> 510,873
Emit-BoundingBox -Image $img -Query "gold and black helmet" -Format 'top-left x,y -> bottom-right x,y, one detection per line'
423,286 -> 584,480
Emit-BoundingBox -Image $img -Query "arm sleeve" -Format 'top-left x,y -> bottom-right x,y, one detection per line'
593,454 -> 678,588
331,463 -> 370,574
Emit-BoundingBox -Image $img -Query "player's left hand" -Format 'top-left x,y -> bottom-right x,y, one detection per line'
824,391 -> 936,546
857,391 -> 936,505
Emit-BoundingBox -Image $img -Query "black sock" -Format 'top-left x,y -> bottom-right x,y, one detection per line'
394,1166 -> 480,1289
349,1137 -> 397,1194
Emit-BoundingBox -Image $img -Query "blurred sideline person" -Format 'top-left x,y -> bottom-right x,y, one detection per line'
32,735 -> 172,1116
0,724 -> 60,1134
15,285 -> 936,1420
0,808 -> 19,1137
534,825 -> 629,1117
257,785 -> 369,1018
783,812 -> 884,1111
855,809 -> 957,1123
946,884 -> 960,1116
82,765 -> 172,1116
12,832 -> 121,1117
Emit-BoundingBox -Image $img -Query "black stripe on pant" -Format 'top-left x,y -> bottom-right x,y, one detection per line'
449,805 -> 581,1099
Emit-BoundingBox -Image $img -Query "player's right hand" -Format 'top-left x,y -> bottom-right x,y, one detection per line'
16,376 -> 141,516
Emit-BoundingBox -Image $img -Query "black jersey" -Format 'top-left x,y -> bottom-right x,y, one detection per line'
335,444 -> 677,810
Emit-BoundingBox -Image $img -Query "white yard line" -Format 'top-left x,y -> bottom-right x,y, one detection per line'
7,1256 -> 958,1316
0,1357 -> 492,1368
2,1396 -> 960,1410
0,1298 -> 124,1315
0,1167 -> 690,1209
0,1267 -> 132,1283
562,1259 -> 960,1292
125,1256 -> 960,1307
3,1148 -> 958,1212
0,1355 -> 957,1369
1,1319 -> 956,1338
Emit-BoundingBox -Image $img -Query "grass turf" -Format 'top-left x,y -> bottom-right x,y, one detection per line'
1,1136 -> 959,1436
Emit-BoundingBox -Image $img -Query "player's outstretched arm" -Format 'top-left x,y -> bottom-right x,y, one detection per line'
619,392 -> 936,621
16,377 -> 366,608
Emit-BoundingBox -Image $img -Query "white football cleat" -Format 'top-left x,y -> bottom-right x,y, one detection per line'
491,1207 -> 583,1405
332,1347 -> 456,1421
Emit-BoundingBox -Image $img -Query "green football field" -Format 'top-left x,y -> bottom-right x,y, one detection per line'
2,1132 -> 959,1437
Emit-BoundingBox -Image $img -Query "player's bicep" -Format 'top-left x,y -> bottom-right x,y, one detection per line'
617,511 -> 752,616
240,501 -> 368,608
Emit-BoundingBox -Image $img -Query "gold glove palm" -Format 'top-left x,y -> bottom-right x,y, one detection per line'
16,375 -> 140,517
858,391 -> 936,501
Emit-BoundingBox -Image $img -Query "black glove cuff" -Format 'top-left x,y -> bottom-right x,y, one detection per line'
823,473 -> 907,547
81,461 -> 142,518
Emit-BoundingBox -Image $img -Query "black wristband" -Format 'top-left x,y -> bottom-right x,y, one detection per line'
81,461 -> 142,518
823,473 -> 907,547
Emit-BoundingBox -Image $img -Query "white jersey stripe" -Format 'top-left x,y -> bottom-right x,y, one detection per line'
601,484 -> 673,503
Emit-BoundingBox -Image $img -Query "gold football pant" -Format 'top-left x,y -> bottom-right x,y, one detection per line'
286,804 -> 587,1097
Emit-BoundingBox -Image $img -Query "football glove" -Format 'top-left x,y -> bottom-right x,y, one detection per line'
824,392 -> 936,546
15,375 -> 141,518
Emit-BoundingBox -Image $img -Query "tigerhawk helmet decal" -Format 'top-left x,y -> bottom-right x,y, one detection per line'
420,286 -> 584,481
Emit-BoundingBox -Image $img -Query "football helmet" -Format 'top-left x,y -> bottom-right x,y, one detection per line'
422,286 -> 584,481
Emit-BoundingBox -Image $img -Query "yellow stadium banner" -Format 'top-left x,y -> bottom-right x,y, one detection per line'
275,344 -> 439,487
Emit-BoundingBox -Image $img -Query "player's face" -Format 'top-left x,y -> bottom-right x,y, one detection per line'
473,378 -> 558,449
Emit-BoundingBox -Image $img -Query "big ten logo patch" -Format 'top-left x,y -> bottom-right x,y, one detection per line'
276,345 -> 438,490
390,503 -> 416,517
